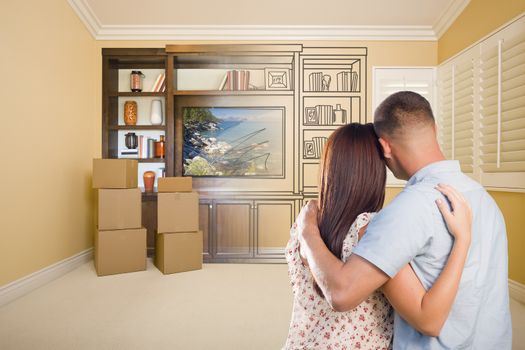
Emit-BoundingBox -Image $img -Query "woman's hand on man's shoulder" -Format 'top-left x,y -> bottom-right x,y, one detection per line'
296,200 -> 320,242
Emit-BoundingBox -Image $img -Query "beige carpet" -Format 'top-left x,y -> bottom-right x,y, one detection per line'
0,260 -> 523,350
0,260 -> 293,350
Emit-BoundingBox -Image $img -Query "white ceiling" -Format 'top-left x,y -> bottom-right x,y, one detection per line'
87,0 -> 449,26
68,0 -> 471,40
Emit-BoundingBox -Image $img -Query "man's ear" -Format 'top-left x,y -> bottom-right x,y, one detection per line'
378,137 -> 392,159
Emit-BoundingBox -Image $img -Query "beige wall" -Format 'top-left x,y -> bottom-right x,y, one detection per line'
438,0 -> 525,284
489,192 -> 525,284
0,0 -> 97,285
438,0 -> 525,63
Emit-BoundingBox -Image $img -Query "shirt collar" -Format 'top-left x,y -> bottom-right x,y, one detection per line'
406,160 -> 461,187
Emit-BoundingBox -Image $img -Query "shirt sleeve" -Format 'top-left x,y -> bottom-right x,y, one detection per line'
352,188 -> 433,278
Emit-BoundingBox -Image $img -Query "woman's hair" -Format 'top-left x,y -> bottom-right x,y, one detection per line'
314,123 -> 387,297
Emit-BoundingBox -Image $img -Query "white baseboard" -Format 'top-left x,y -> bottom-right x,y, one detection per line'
0,248 -> 93,307
509,279 -> 525,304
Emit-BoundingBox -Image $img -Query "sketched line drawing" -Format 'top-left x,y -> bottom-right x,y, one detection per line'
265,68 -> 290,90
308,72 -> 331,91
304,104 -> 348,125
303,137 -> 328,159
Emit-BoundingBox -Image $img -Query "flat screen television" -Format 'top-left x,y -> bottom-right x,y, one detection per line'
183,107 -> 285,177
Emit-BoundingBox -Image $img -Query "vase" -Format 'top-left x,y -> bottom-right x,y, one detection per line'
130,71 -> 145,92
155,135 -> 165,158
143,171 -> 156,193
150,100 -> 163,125
124,132 -> 138,149
124,101 -> 137,126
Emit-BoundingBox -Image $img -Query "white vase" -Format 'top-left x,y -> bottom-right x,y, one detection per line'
150,100 -> 163,125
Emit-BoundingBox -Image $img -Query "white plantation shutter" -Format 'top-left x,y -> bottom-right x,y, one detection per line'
437,51 -> 476,176
453,55 -> 475,174
373,68 -> 436,186
480,15 -> 525,189
437,63 -> 453,159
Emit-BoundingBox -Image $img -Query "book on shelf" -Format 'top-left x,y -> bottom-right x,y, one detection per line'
309,72 -> 323,92
137,135 -> 162,159
219,73 -> 228,90
150,73 -> 166,92
119,149 -> 138,159
315,105 -> 335,125
336,71 -> 359,92
221,70 -> 250,91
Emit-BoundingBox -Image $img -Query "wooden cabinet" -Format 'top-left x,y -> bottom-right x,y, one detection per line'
255,201 -> 294,257
200,199 -> 296,262
215,201 -> 253,258
199,200 -> 212,258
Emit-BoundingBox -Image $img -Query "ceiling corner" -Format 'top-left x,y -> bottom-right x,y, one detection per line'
433,0 -> 471,39
67,0 -> 101,39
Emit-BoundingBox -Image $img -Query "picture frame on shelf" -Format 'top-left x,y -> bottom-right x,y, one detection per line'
303,140 -> 316,159
304,107 -> 319,125
265,68 -> 289,90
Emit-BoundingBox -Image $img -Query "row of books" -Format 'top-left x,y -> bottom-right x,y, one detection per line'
120,136 -> 157,159
308,70 -> 359,92
336,71 -> 359,92
219,70 -> 250,91
150,73 -> 166,92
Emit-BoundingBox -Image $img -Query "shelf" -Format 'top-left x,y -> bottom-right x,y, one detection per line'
173,90 -> 294,96
110,92 -> 166,97
109,125 -> 166,131
302,91 -> 361,97
138,158 -> 165,163
114,158 -> 166,163
302,159 -> 320,164
301,125 -> 342,130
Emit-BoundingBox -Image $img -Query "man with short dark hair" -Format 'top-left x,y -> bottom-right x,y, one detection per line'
296,91 -> 512,349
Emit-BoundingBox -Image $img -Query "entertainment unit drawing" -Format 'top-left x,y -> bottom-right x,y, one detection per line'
102,45 -> 367,262
300,47 -> 367,195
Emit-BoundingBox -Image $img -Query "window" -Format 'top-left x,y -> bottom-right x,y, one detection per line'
437,48 -> 477,177
479,16 -> 525,190
437,14 -> 525,190
373,67 -> 436,186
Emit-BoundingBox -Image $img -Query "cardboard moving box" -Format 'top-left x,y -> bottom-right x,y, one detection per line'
95,228 -> 147,276
93,159 -> 138,189
97,188 -> 141,230
157,192 -> 199,233
158,177 -> 192,193
155,231 -> 203,274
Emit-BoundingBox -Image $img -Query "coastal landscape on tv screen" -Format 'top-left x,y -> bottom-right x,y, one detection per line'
183,107 -> 284,177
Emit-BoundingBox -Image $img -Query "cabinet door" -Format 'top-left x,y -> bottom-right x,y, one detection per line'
255,200 -> 295,257
214,201 -> 253,257
199,200 -> 212,259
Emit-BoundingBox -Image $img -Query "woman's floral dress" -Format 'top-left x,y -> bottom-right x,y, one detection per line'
283,212 -> 393,350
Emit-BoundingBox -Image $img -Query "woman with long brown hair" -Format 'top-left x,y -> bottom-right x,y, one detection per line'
283,123 -> 472,349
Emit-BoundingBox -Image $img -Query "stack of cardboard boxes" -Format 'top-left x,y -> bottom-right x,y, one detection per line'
155,177 -> 203,274
92,159 -> 147,276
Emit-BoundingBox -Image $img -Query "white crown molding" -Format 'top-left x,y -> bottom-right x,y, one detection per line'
0,249 -> 93,307
67,0 -> 102,38
96,24 -> 437,41
433,0 -> 471,39
67,0 -> 437,41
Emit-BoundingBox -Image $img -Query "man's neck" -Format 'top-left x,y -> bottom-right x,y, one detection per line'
404,148 -> 446,179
